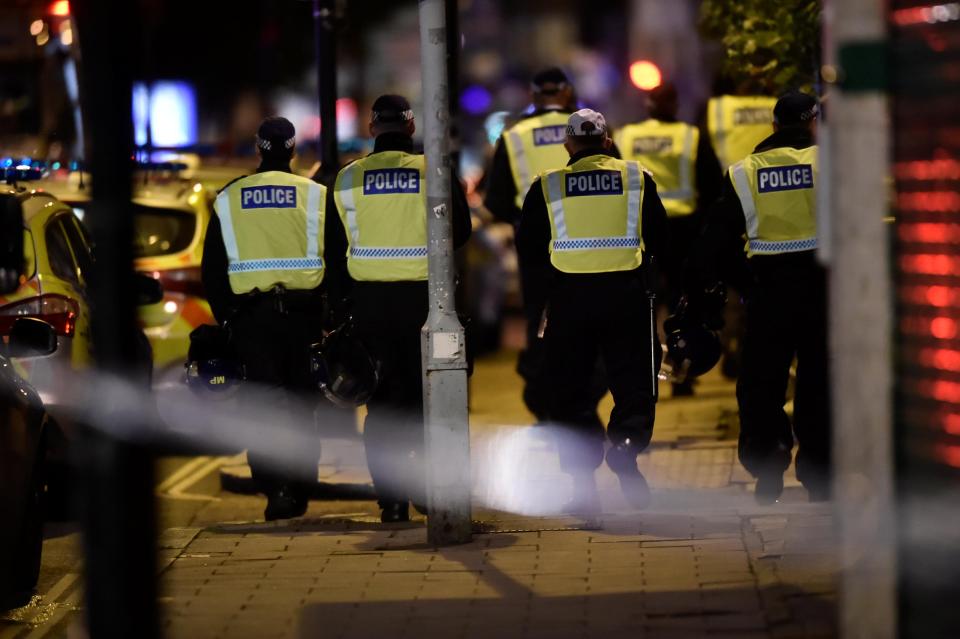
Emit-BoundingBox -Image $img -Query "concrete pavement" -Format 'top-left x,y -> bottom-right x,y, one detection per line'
159,351 -> 836,638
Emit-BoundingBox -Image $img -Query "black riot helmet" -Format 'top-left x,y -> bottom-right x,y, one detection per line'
665,324 -> 722,382
310,323 -> 380,407
664,287 -> 726,382
185,324 -> 244,399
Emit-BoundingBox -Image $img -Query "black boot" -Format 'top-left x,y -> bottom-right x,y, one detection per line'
754,468 -> 784,505
380,501 -> 410,523
605,444 -> 651,509
264,485 -> 308,521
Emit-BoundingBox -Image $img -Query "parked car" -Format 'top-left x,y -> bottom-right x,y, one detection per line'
0,185 -> 155,516
38,170 -> 216,383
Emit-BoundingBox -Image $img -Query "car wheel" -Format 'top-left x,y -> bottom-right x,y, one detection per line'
12,437 -> 45,598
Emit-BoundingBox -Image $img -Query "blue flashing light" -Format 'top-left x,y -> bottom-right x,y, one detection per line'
460,85 -> 493,116
52,162 -> 61,170
2,158 -> 13,168
132,80 -> 198,149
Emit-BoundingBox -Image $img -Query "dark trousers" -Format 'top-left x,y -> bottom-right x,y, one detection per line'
544,273 -> 661,474
661,214 -> 702,309
230,297 -> 323,496
352,282 -> 428,507
736,267 -> 831,490
519,263 -> 606,421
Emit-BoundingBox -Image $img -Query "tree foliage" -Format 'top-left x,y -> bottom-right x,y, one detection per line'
699,0 -> 821,95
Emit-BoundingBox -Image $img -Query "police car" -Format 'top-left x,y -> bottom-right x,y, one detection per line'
35,164 -> 217,383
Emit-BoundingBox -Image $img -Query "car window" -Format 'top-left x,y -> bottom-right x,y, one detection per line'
62,215 -> 95,282
133,205 -> 196,258
45,217 -> 80,285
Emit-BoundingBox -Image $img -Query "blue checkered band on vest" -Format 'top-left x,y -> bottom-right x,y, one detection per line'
748,238 -> 818,253
351,247 -> 429,259
553,237 -> 641,251
228,257 -> 324,273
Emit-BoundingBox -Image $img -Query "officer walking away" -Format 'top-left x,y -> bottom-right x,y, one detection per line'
705,90 -> 778,174
683,91 -> 829,504
616,82 -> 723,396
516,109 -> 668,514
329,95 -> 472,523
485,68 -> 608,424
202,116 -> 337,521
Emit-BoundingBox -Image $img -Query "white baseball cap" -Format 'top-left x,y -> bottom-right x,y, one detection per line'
566,108 -> 608,137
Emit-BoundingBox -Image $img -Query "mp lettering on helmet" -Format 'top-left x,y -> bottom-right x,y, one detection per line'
757,164 -> 814,193
362,168 -> 421,195
532,125 -> 567,146
240,185 -> 298,209
565,170 -> 624,197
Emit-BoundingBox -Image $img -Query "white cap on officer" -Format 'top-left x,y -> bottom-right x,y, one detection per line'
566,109 -> 608,137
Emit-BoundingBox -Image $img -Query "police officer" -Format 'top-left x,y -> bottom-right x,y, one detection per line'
485,68 -> 607,423
202,116 -> 337,521
617,83 -> 723,396
329,95 -> 471,523
517,109 -> 668,513
706,92 -> 778,174
684,91 -> 829,504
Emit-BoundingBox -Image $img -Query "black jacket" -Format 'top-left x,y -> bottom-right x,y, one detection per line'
201,158 -> 340,324
683,127 -> 819,294
515,147 -> 669,290
326,131 -> 472,298
484,108 -> 622,226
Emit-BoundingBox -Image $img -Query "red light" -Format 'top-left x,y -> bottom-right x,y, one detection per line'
47,0 -> 70,16
928,286 -> 953,307
933,380 -> 960,403
898,191 -> 960,213
629,60 -> 662,91
898,222 -> 958,243
919,347 -> 960,371
934,444 -> 960,469
0,294 -> 78,337
900,253 -> 960,276
945,414 -> 960,435
931,317 -> 958,339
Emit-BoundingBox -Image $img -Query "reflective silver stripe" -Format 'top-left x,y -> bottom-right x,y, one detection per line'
305,182 -> 321,259
228,257 -> 323,272
748,237 -> 818,254
214,190 -> 240,263
673,125 -> 694,200
730,161 -> 759,239
350,246 -> 428,259
508,129 -> 531,196
713,97 -> 728,170
553,236 -> 641,251
545,171 -> 567,239
625,161 -> 642,239
337,166 -> 360,244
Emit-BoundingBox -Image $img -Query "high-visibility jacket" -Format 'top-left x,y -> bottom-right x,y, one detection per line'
333,151 -> 428,282
729,145 -> 818,257
616,119 -> 698,217
502,111 -> 570,208
707,95 -> 777,172
540,155 -> 646,274
214,171 -> 326,294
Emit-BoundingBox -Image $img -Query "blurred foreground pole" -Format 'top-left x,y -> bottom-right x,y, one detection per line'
824,1 -> 896,638
418,0 -> 472,546
73,0 -> 158,636
314,0 -> 338,180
